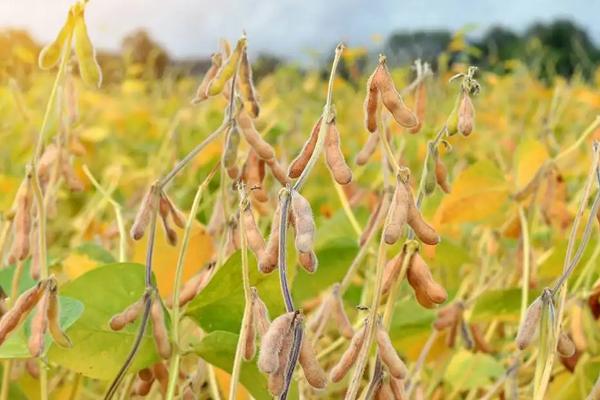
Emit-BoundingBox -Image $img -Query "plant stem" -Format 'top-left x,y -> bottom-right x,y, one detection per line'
518,205 -> 531,327
333,181 -> 362,237
165,167 -> 217,400
405,330 -> 439,397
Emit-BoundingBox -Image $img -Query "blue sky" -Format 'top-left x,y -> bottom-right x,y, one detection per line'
1,0 -> 599,60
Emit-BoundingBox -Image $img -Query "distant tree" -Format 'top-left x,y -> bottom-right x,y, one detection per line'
121,30 -> 169,79
384,31 -> 452,67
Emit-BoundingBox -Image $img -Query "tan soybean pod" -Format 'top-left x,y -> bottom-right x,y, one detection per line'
330,321 -> 367,382
331,285 -> 354,339
390,376 -> 406,399
291,190 -> 316,253
516,297 -> 542,350
130,186 -> 159,240
207,37 -> 247,96
408,80 -> 427,134
8,175 -> 33,264
236,110 -> 275,160
223,123 -> 241,170
405,183 -> 440,245
152,362 -> 169,395
251,287 -> 271,336
299,335 -> 327,389
109,298 -> 144,331
288,118 -> 321,179
61,159 -> 84,192
39,9 -> 74,70
158,202 -> 178,246
47,282 -> 72,348
73,9 -> 102,87
238,48 -> 260,118
355,130 -> 380,166
268,328 -> 293,396
191,53 -> 223,104
151,300 -> 171,359
382,251 -> 404,296
433,303 -> 462,331
435,156 -> 451,193
258,203 -> 281,273
175,266 -> 213,307
307,294 -> 333,334
364,66 -> 380,133
266,157 -> 290,186
241,201 -> 266,259
324,121 -> 352,185
258,311 -> 295,374
0,281 -> 46,345
408,253 -> 447,305
360,190 -> 391,246
557,332 -> 576,357
383,178 -> 409,245
28,286 -> 51,357
458,92 -> 475,136
133,376 -> 155,396
376,61 -> 418,129
160,193 -> 186,229
242,303 -> 256,361
376,322 -> 407,379
242,150 -> 269,203
298,250 -> 318,273
375,381 -> 394,400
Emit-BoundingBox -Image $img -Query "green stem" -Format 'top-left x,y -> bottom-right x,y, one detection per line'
518,205 -> 531,327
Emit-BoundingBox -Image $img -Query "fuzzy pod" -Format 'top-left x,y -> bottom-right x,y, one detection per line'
73,10 -> 102,87
242,303 -> 257,361
433,303 -> 462,331
435,156 -> 451,193
109,298 -> 144,331
408,81 -> 427,134
288,118 -> 321,179
238,48 -> 260,118
299,334 -> 328,389
39,10 -> 74,70
28,287 -> 51,357
383,178 -> 409,245
268,327 -> 294,396
406,253 -> 447,307
151,300 -> 171,359
207,37 -> 247,96
237,110 -> 275,160
130,186 -> 159,241
405,183 -> 440,245
37,144 -> 59,186
331,285 -> 354,339
375,62 -> 418,129
225,215 -> 241,256
25,358 -> 40,379
376,322 -> 407,379
375,381 -> 394,400
266,157 -> 290,186
158,207 -> 178,246
242,150 -> 269,203
458,92 -> 475,136
160,193 -> 186,229
174,266 -> 213,307
182,386 -> 197,400
324,121 -> 352,185
382,251 -> 404,296
258,203 -> 281,273
423,144 -> 438,196
191,53 -> 222,104
207,197 -> 225,237
516,297 -> 543,350
241,201 -> 266,258
470,324 -> 493,353
133,376 -> 155,396
557,332 -> 576,358
222,123 -> 241,171
355,131 -> 380,166
29,223 -> 40,280
307,293 -> 333,334
8,176 -> 33,264
291,191 -> 316,253
330,321 -> 367,383
0,281 -> 46,345
138,368 -> 153,382
298,250 -> 318,273
47,283 -> 71,348
360,190 -> 391,247
61,159 -> 84,192
390,377 -> 406,400
152,362 -> 169,395
258,311 -> 295,374
251,288 -> 271,336
364,66 -> 380,133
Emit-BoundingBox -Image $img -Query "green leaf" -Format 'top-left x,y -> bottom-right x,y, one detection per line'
48,263 -> 159,380
444,350 -> 504,390
194,330 -> 297,400
0,262 -> 36,294
186,251 -> 287,333
471,288 -> 541,323
76,242 -> 117,264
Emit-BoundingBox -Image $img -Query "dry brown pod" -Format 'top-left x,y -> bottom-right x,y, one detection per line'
258,311 -> 295,374
373,57 -> 418,129
242,302 -> 256,361
207,197 -> 226,237
160,193 -> 186,228
251,287 -> 271,336
152,362 -> 169,395
291,190 -> 316,254
375,380 -> 394,400
268,324 -> 294,396
8,173 -> 34,264
406,253 -> 447,308
242,150 -> 269,203
109,298 -> 144,331
47,281 -> 71,348
360,189 -> 392,247
324,120 -> 352,185
330,320 -> 367,382
238,47 -> 260,118
383,177 -> 410,245
258,203 -> 281,273
389,376 -> 406,399
171,264 -> 214,307
405,182 -> 440,245
298,250 -> 318,273
355,130 -> 380,166
25,358 -> 40,379
433,303 -> 463,331
0,280 -> 47,345
61,158 -> 84,192
151,299 -> 171,359
382,251 -> 405,296
557,332 -> 576,358
133,375 -> 154,396
237,110 -> 275,160
130,185 -> 159,240
470,324 -> 493,353
191,53 -> 223,104
408,80 -> 427,134
266,157 -> 290,186
364,67 -> 380,133
289,118 -> 321,179
457,92 -> 475,136
376,321 -> 407,379
299,334 -> 327,389
331,284 -> 354,339
28,285 -> 51,357
29,222 -> 41,280
516,296 -> 543,350
435,156 -> 451,193
241,200 -> 266,259
158,195 -> 178,246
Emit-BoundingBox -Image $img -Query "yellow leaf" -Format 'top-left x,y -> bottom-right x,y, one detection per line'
132,221 -> 214,297
514,137 -> 549,191
0,174 -> 19,212
436,160 -> 509,224
63,252 -> 99,280
215,367 -> 250,400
